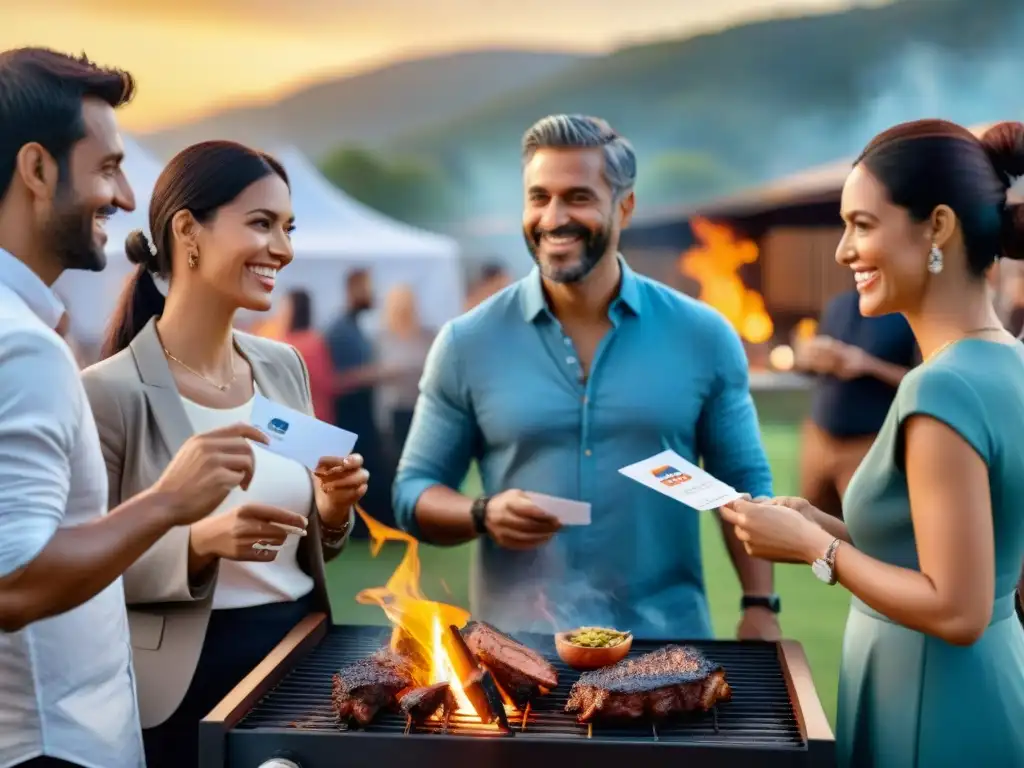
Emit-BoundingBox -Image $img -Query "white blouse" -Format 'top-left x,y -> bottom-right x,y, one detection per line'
179,389 -> 315,610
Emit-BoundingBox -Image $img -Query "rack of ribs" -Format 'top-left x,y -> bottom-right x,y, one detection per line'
461,621 -> 559,706
331,650 -> 416,726
565,645 -> 731,723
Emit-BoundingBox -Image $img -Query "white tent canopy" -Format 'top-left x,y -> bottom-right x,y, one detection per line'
259,146 -> 463,331
56,141 -> 465,348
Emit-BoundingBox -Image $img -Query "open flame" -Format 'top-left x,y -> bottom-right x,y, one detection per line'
680,217 -> 774,345
354,508 -> 476,714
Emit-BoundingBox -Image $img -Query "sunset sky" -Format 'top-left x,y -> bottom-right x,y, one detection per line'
3,0 -> 866,132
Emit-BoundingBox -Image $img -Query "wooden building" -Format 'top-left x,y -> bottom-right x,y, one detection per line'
622,122 -> 996,342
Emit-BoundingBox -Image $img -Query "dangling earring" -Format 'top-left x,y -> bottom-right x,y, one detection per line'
188,250 -> 199,269
927,243 -> 943,275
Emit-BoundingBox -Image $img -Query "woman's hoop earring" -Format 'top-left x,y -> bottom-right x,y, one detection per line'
927,243 -> 943,275
188,250 -> 199,269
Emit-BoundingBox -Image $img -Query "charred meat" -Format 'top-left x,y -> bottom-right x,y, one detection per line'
461,621 -> 559,704
331,650 -> 416,726
397,682 -> 456,722
566,645 -> 731,723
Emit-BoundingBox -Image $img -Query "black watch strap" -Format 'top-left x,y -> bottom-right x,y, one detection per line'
741,594 -> 781,614
471,496 -> 491,535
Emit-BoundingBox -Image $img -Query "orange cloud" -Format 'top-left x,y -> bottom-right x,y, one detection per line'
3,0 -> 858,131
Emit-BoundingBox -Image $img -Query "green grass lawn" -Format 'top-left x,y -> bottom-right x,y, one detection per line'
324,421 -> 847,727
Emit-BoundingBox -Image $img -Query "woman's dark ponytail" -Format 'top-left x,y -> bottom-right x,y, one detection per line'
100,229 -> 166,359
97,140 -> 289,361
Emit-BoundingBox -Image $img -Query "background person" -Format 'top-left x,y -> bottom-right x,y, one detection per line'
794,288 -> 918,518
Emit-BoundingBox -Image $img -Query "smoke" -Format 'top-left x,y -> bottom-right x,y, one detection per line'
761,27 -> 1024,179
477,539 -> 668,638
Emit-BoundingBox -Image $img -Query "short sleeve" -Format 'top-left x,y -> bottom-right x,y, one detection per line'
0,330 -> 80,577
895,365 -> 990,469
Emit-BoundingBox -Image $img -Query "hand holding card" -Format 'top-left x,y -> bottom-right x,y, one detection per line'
485,489 -> 564,551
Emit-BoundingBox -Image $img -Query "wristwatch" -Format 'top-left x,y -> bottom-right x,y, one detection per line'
471,495 -> 491,535
811,538 -> 842,585
741,594 -> 781,614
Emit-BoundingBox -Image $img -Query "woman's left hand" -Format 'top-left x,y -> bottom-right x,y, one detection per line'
313,454 -> 369,525
720,498 -> 831,564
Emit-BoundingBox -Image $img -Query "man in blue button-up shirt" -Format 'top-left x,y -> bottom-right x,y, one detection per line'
394,114 -> 779,640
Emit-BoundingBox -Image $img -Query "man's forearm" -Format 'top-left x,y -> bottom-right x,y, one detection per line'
413,485 -> 478,546
719,515 -> 774,595
0,490 -> 180,631
865,356 -> 911,388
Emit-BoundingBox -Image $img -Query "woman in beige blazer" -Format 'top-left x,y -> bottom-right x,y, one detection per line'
80,141 -> 368,768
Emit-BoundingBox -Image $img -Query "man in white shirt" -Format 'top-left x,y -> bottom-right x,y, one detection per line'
0,48 -> 271,768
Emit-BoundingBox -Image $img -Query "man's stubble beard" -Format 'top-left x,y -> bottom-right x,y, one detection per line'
47,181 -> 108,273
525,221 -> 614,285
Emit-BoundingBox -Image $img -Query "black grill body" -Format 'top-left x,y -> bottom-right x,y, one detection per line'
202,619 -> 835,768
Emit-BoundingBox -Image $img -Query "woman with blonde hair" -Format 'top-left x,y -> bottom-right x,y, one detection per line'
378,284 -> 434,455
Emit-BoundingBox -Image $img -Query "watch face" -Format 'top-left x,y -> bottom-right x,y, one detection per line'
811,559 -> 833,584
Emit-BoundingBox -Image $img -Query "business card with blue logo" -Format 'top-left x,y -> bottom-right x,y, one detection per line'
250,394 -> 358,472
618,450 -> 741,511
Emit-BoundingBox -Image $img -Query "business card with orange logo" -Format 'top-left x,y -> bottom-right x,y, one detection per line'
618,450 -> 741,511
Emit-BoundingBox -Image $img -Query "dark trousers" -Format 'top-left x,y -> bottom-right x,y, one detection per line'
16,759 -> 85,767
143,594 -> 314,768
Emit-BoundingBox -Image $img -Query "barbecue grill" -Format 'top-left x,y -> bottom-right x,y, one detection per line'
200,613 -> 835,768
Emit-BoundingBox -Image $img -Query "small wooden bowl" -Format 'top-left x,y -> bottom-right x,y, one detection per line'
555,627 -> 633,671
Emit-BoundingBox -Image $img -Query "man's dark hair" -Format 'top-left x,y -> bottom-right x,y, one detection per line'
0,47 -> 135,201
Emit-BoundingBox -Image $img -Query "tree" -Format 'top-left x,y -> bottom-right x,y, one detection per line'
636,151 -> 739,206
319,145 -> 455,227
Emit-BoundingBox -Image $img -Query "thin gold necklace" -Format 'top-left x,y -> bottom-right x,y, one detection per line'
163,344 -> 240,391
927,326 -> 1004,361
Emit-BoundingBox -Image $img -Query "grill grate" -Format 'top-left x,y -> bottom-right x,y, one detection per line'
236,625 -> 803,749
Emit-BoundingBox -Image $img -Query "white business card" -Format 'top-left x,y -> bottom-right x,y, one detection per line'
525,492 -> 592,525
250,394 -> 359,472
618,450 -> 742,511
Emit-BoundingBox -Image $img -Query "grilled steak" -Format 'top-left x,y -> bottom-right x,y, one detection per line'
332,649 -> 416,726
462,621 -> 559,704
397,682 -> 456,722
566,645 -> 731,723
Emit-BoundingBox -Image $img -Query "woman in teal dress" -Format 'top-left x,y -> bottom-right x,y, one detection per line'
721,119 -> 1024,768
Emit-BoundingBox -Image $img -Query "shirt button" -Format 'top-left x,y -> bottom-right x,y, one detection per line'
585,449 -> 593,457
581,395 -> 588,404
566,356 -> 577,365
563,337 -> 572,346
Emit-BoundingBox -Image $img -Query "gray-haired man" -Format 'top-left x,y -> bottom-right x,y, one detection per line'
394,115 -> 780,641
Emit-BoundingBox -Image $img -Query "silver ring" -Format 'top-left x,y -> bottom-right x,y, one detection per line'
252,541 -> 273,551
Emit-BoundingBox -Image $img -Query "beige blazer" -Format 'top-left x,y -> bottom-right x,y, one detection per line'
80,317 -> 346,729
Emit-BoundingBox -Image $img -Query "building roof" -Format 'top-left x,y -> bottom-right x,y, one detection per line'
636,122 -> 999,225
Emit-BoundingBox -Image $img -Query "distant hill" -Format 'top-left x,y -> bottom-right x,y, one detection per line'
139,49 -> 591,161
387,0 -> 1024,222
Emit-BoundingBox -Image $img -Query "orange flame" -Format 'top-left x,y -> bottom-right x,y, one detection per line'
680,217 -> 774,344
354,507 -> 475,713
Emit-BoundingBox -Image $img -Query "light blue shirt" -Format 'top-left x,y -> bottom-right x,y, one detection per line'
394,258 -> 773,639
0,249 -> 144,768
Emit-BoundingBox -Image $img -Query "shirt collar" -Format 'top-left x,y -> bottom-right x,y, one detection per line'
520,254 -> 643,323
0,248 -> 65,329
